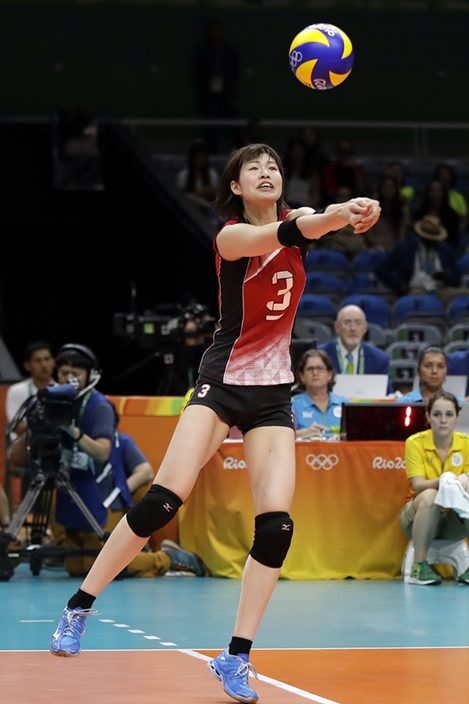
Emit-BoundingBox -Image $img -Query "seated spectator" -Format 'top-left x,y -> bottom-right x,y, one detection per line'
365,175 -> 406,251
176,141 -> 219,214
6,341 -> 55,425
318,304 -> 393,394
414,180 -> 460,250
447,348 -> 469,397
397,346 -> 466,405
292,349 -> 349,440
298,125 -> 329,175
283,137 -> 321,209
384,161 -> 415,226
375,215 -> 464,306
399,391 -> 469,585
326,185 -> 367,258
321,140 -> 370,203
433,163 -> 468,234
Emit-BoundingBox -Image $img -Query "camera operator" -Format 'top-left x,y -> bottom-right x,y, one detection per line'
52,344 -> 117,575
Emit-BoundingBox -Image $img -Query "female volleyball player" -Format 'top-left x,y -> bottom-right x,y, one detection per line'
50,144 -> 380,704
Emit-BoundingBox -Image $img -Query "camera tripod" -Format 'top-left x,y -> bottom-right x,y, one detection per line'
0,450 -> 107,582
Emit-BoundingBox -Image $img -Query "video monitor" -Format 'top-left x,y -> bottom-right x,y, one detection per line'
340,402 -> 428,441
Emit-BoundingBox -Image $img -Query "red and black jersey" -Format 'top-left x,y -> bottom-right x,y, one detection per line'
199,211 -> 307,386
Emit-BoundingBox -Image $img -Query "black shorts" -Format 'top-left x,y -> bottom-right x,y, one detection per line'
186,376 -> 294,435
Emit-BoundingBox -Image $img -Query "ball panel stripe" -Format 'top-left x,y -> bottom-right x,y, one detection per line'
334,26 -> 353,59
289,27 -> 330,53
295,59 -> 318,88
329,69 -> 352,86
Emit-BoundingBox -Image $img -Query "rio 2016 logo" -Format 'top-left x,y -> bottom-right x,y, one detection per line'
305,454 -> 339,471
372,456 -> 406,469
223,457 -> 247,470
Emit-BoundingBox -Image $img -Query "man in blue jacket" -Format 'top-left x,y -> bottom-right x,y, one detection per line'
319,304 -> 392,394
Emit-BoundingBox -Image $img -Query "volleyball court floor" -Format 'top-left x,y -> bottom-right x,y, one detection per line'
2,563 -> 469,704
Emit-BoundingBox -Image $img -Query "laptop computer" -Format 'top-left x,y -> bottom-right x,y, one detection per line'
333,374 -> 389,400
455,402 -> 469,434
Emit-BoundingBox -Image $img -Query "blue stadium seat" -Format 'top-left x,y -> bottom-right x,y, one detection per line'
304,249 -> 351,279
353,250 -> 389,272
393,295 -> 445,329
339,294 -> 390,328
304,272 -> 347,305
447,296 -> 469,326
297,294 -> 337,328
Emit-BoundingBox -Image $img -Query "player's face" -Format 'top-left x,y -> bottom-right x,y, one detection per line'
231,153 -> 283,208
25,349 -> 55,383
57,365 -> 88,390
427,398 -> 458,439
419,353 -> 447,391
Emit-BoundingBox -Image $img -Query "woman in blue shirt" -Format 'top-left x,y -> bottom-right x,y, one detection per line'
292,349 -> 349,439
398,346 -> 466,406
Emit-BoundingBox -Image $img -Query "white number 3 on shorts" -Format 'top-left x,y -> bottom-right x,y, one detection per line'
197,384 -> 211,398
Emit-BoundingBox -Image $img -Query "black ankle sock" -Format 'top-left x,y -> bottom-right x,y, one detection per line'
67,588 -> 96,611
229,636 -> 252,656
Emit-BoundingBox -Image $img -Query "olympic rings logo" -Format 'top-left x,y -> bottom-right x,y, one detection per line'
289,51 -> 303,69
306,454 -> 339,471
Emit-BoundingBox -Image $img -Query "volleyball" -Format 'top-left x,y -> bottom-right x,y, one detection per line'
289,23 -> 354,90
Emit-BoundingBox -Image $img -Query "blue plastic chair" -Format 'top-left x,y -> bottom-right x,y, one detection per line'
304,249 -> 351,278
304,273 -> 347,303
394,294 -> 444,321
353,250 -> 389,272
297,294 -> 337,317
340,294 -> 390,328
447,296 -> 469,326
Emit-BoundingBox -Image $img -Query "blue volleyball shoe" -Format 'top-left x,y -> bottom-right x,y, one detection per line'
208,648 -> 259,703
50,607 -> 98,657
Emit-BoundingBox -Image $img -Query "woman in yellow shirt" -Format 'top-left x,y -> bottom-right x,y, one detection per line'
400,390 -> 469,585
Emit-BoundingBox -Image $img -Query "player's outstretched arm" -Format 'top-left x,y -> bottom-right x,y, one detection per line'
217,198 -> 380,260
296,198 -> 380,237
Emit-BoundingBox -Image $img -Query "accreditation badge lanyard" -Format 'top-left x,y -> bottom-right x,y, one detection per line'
77,389 -> 94,426
335,339 -> 365,374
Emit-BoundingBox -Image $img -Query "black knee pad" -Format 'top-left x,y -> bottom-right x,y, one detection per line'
126,484 -> 183,538
250,511 -> 294,568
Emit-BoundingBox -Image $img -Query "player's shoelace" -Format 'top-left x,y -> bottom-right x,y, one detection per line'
62,608 -> 99,636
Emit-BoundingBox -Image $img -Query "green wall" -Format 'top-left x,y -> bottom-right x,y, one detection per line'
0,2 -> 467,122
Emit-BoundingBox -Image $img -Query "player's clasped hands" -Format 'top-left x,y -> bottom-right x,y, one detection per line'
344,197 -> 381,234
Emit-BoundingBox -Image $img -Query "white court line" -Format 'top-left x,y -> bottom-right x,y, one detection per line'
180,649 -> 342,704
20,620 -> 55,623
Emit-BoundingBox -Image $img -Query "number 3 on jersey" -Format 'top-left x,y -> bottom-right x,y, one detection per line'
266,270 -> 293,321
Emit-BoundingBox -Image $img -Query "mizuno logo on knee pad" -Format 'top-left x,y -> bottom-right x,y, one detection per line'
163,503 -> 173,512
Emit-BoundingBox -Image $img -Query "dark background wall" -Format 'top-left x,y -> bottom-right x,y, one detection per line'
0,3 -> 467,122
1,1 -> 467,393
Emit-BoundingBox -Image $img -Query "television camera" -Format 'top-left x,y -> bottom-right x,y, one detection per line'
0,381 -> 106,581
113,300 -> 216,394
